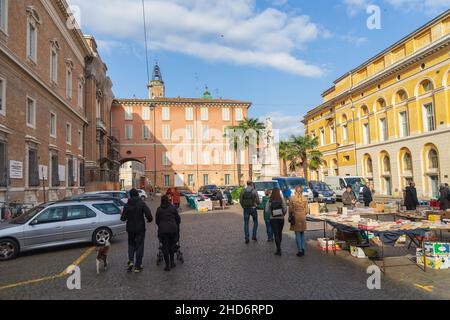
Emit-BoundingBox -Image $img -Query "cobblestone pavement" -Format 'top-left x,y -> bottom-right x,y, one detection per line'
0,199 -> 448,300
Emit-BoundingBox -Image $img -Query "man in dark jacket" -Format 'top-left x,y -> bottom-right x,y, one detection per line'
404,182 -> 420,211
121,188 -> 153,273
156,195 -> 181,271
362,182 -> 373,207
239,181 -> 261,244
439,184 -> 450,210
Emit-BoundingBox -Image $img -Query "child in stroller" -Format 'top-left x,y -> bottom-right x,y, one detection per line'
157,226 -> 184,266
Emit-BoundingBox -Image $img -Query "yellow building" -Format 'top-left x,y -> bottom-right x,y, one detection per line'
303,10 -> 450,199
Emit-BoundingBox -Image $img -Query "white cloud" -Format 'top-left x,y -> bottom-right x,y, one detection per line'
69,0 -> 327,77
385,0 -> 450,15
340,34 -> 369,47
344,0 -> 450,16
260,112 -> 304,140
344,0 -> 373,17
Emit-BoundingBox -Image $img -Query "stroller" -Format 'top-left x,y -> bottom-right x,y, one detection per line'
157,227 -> 184,266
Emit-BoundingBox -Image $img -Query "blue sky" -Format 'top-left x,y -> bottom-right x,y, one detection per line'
69,0 -> 449,138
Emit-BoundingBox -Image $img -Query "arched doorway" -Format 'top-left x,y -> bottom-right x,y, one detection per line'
399,148 -> 414,191
380,151 -> 392,196
422,144 -> 440,198
119,158 -> 147,191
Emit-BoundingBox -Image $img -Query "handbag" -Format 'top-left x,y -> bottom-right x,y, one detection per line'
270,201 -> 283,217
288,214 -> 296,225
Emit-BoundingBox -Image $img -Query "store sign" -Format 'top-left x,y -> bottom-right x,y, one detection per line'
9,161 -> 23,179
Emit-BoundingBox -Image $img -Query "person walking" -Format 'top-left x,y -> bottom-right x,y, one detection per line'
353,181 -> 361,203
156,195 -> 181,272
439,184 -> 450,210
362,182 -> 373,208
266,188 -> 288,256
259,190 -> 273,242
289,186 -> 309,257
342,185 -> 357,209
240,180 -> 261,244
404,182 -> 420,211
224,187 -> 233,205
121,188 -> 153,273
172,187 -> 181,209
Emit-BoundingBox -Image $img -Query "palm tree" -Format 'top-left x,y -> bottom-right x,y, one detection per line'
226,118 -> 265,184
287,135 -> 323,179
279,140 -> 291,176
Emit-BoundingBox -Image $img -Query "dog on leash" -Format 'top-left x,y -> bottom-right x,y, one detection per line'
96,240 -> 110,274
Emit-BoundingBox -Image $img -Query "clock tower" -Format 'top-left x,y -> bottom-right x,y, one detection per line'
148,63 -> 165,99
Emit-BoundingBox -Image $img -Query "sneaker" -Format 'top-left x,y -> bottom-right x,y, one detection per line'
252,238 -> 257,242
275,251 -> 282,256
126,261 -> 134,272
134,266 -> 143,273
245,239 -> 250,244
267,238 -> 274,242
164,266 -> 171,272
170,262 -> 176,269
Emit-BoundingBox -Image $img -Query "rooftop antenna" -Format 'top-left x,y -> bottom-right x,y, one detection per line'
142,0 -> 150,85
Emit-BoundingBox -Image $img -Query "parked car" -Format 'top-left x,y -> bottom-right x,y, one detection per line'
272,177 -> 314,202
137,189 -> 147,201
85,191 -> 129,204
64,194 -> 125,210
0,199 -> 126,261
308,181 -> 336,204
323,176 -> 366,201
198,185 -> 220,198
254,181 -> 282,203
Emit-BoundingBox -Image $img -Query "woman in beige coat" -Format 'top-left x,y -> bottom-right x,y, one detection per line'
289,186 -> 309,257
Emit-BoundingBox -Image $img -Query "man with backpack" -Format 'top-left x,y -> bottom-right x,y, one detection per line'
239,180 -> 261,244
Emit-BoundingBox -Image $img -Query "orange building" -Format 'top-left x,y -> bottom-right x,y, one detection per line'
112,64 -> 252,191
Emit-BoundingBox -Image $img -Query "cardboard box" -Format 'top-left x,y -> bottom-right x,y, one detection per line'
350,246 -> 366,258
309,203 -> 320,216
423,242 -> 450,256
417,249 -> 449,270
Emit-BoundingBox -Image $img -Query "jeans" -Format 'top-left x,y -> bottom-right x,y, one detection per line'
128,231 -> 146,267
270,219 -> 285,252
295,231 -> 305,252
159,233 -> 177,267
243,208 -> 258,240
265,219 -> 273,241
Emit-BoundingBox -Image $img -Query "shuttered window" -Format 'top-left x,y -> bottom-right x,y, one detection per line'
51,154 -> 60,187
0,142 -> 6,187
28,148 -> 39,187
68,157 -> 74,187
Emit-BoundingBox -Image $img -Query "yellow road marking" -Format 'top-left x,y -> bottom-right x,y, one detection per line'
414,284 -> 434,292
0,246 -> 95,291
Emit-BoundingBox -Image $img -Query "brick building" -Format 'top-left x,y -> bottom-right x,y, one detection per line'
0,0 -> 117,205
112,64 -> 252,191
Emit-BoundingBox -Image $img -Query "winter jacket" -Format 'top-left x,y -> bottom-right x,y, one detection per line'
260,196 -> 270,220
362,186 -> 373,204
439,187 -> 450,210
121,197 -> 153,234
239,187 -> 260,209
404,187 -> 419,210
289,195 -> 309,232
172,191 -> 181,204
342,191 -> 356,207
265,197 -> 288,221
155,204 -> 181,236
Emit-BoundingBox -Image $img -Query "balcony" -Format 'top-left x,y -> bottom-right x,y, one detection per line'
96,118 -> 107,133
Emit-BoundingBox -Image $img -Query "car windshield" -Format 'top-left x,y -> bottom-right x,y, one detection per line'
287,179 -> 307,189
345,178 -> 366,187
254,182 -> 279,191
317,183 -> 332,191
10,206 -> 44,224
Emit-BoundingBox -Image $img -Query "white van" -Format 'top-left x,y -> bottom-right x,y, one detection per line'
253,181 -> 281,203
323,176 -> 367,201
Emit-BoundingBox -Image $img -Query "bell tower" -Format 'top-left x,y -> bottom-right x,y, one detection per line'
148,63 -> 165,99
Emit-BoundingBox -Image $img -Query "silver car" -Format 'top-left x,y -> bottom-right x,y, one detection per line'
0,199 -> 126,261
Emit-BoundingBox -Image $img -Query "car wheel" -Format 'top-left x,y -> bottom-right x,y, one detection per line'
0,239 -> 19,261
93,228 -> 112,246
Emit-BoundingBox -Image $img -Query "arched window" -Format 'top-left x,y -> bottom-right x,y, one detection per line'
383,156 -> 391,173
428,149 -> 439,169
421,80 -> 434,93
396,90 -> 408,103
377,98 -> 387,110
366,156 -> 373,174
403,153 -> 412,171
361,105 -> 369,116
